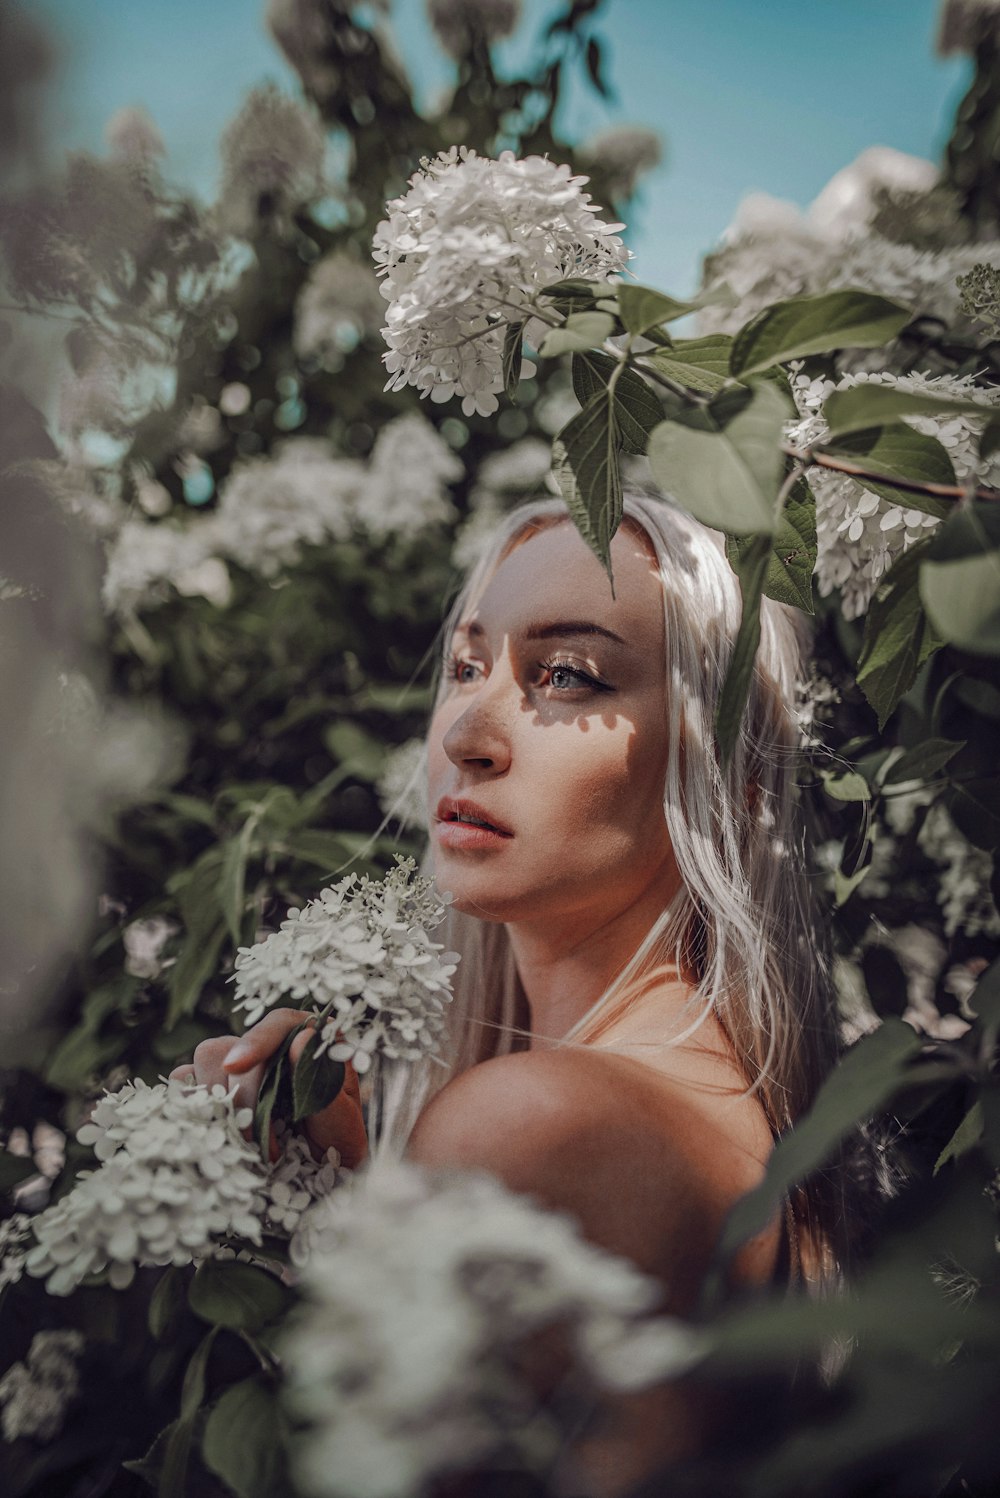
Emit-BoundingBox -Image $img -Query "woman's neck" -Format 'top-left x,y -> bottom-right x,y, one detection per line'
505,869 -> 683,1047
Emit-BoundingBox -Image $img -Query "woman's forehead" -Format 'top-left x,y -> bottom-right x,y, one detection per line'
460,519 -> 663,642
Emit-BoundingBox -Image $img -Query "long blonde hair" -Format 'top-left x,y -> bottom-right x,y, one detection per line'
375,491 -> 838,1249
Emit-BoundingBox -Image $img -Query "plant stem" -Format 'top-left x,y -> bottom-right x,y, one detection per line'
784,444 -> 1000,505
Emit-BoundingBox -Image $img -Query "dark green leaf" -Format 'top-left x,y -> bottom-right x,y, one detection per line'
856,542 -> 943,729
716,1020 -> 923,1262
323,720 -> 387,782
980,413 -> 1000,461
969,954 -> 1000,1052
501,320 -> 523,399
934,1100 -> 984,1174
0,1151 -> 36,1192
552,389 -> 623,578
617,284 -> 694,336
883,737 -> 964,783
817,423 -> 955,517
822,382 -> 998,438
284,829 -> 355,873
149,1265 -> 188,1341
730,289 -> 912,377
538,310 -> 615,358
188,1261 -> 290,1333
647,382 -> 789,534
254,1052 -> 288,1164
221,819 -> 257,946
643,333 -> 732,394
157,1330 -> 218,1498
166,924 -> 227,1028
291,1029 -> 346,1122
202,1377 -> 289,1498
920,501 -> 1000,655
572,350 -> 663,454
728,478 -> 816,612
715,533 -> 769,765
123,1420 -> 182,1488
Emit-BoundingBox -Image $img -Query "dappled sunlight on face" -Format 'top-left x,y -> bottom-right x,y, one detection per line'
426,518 -> 677,929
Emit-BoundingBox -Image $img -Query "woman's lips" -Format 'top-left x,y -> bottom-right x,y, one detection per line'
435,820 -> 512,851
434,797 -> 513,851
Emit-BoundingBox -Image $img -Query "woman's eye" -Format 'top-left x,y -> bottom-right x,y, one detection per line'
446,655 -> 482,685
541,660 -> 605,692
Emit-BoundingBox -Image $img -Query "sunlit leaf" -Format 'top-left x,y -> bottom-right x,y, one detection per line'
730,289 -> 912,377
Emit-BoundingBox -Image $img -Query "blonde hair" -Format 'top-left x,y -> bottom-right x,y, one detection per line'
374,491 -> 839,1257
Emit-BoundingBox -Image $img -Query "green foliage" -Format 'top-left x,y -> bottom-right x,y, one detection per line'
856,542 -> 944,728
552,389 -> 623,578
729,289 -> 913,377
920,502 -> 1000,654
646,382 -> 789,534
202,1377 -> 289,1498
188,1262 -> 291,1333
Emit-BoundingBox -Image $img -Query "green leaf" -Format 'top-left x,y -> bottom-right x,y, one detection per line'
501,320 -> 523,398
166,924 -> 227,1028
934,1100 -> 985,1175
188,1261 -> 290,1333
284,829 -> 355,873
291,1029 -> 346,1123
730,289 -> 912,378
856,542 -> 943,729
538,310 -> 615,358
969,954 -> 1000,1052
980,413 -> 1000,462
158,1330 -> 218,1498
616,283 -> 694,335
882,737 -> 964,783
149,1266 -> 188,1341
919,501 -> 1000,655
254,1051 -> 289,1164
645,332 -> 733,393
822,382 -> 998,438
728,477 -> 816,612
123,1420 -> 182,1488
647,382 -> 789,534
822,770 -> 871,802
221,818 -> 257,946
572,350 -> 663,454
716,1020 -> 923,1262
552,389 -> 623,578
323,720 -> 387,782
202,1377 -> 289,1498
817,423 -> 955,518
715,534 -> 770,764
0,1151 -> 36,1192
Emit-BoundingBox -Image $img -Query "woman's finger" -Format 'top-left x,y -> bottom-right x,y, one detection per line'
222,1009 -> 314,1074
167,1065 -> 197,1082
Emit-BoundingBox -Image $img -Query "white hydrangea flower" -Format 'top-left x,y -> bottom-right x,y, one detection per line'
0,1330 -> 85,1443
426,0 -> 521,59
373,147 -> 628,417
25,1080 -> 266,1295
232,857 -> 458,1074
787,368 -> 1000,618
263,1126 -> 351,1237
123,915 -> 178,980
375,738 -> 428,830
0,1214 -> 32,1293
354,414 -> 462,540
294,251 -> 387,364
475,435 -> 553,495
919,803 -> 1000,938
579,125 -> 663,202
213,439 -> 361,576
283,1158 -> 702,1498
699,184 -> 1000,336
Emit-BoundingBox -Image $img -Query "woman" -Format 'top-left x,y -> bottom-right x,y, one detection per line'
174,490 -> 839,1483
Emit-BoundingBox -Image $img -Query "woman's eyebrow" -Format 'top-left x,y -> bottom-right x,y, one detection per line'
460,619 -> 627,646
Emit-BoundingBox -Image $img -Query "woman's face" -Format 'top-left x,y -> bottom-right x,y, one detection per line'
427,518 -> 678,931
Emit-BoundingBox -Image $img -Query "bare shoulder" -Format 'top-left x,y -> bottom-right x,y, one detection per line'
407,1047 -> 776,1304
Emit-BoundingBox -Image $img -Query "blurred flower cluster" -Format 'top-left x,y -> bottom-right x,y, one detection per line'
0,1331 -> 85,1443
282,1157 -> 701,1498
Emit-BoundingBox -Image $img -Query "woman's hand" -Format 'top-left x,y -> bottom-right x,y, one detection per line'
168,1009 -> 368,1168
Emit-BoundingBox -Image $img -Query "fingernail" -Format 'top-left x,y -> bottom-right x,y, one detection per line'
222,1039 -> 254,1070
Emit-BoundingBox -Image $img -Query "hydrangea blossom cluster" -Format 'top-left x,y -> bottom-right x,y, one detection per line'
426,0 -> 521,59
213,439 -> 360,577
0,1330 -> 85,1443
24,1079 -> 267,1295
232,857 -> 458,1074
215,83 -> 329,238
919,803 -> 1000,939
122,915 -> 178,980
452,435 -> 555,568
354,415 -> 462,540
282,1158 -> 702,1498
373,147 -> 629,417
786,368 -> 1000,618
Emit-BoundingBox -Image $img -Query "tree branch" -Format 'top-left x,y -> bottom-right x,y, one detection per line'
783,444 -> 1000,505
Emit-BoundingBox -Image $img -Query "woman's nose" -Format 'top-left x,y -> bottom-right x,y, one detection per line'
442,669 -> 514,775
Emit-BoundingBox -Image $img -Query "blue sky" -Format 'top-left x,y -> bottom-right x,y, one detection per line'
36,0 -> 970,294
